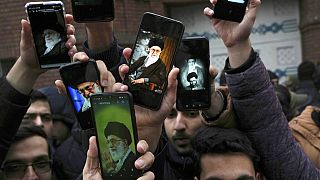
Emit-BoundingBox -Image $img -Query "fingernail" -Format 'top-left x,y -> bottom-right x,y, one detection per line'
136,159 -> 145,168
102,80 -> 108,86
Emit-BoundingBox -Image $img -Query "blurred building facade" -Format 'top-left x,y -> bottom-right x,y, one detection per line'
0,0 -> 319,88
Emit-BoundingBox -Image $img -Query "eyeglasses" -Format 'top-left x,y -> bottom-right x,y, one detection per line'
149,48 -> 161,54
23,113 -> 52,122
2,160 -> 52,178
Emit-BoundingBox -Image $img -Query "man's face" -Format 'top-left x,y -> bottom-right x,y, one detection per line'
188,59 -> 196,66
25,101 -> 53,138
43,29 -> 60,43
106,135 -> 129,162
52,121 -> 70,146
148,45 -> 162,59
200,152 -> 260,180
77,81 -> 101,99
3,136 -> 52,180
164,105 -> 204,154
190,77 -> 198,86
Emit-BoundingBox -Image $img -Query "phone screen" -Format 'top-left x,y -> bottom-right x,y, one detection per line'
212,0 -> 249,23
25,1 -> 70,69
124,12 -> 185,110
175,37 -> 211,110
71,0 -> 114,22
59,60 -> 103,130
90,92 -> 140,180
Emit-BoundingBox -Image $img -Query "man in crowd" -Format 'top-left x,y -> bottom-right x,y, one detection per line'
23,90 -> 53,139
1,124 -> 53,180
191,126 -> 262,180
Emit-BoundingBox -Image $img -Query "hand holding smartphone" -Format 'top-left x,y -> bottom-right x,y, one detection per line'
59,60 -> 103,130
175,37 -> 211,111
71,0 -> 114,22
25,1 -> 71,69
90,92 -> 141,180
124,12 -> 185,110
212,0 -> 249,23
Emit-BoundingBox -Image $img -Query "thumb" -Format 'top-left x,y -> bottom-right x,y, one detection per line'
83,136 -> 101,177
20,19 -> 34,51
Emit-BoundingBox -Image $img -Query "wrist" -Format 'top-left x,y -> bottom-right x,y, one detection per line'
85,22 -> 114,51
202,90 -> 226,121
227,39 -> 251,68
6,57 -> 41,95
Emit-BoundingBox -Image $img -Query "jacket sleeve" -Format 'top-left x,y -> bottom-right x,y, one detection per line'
224,50 -> 320,180
0,77 -> 30,165
83,39 -> 126,82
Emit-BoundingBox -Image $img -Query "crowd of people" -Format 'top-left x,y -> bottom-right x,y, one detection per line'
1,0 -> 320,179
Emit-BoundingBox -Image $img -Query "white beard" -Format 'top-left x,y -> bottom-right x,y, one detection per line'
110,143 -> 127,162
145,55 -> 159,67
44,37 -> 61,55
80,83 -> 102,112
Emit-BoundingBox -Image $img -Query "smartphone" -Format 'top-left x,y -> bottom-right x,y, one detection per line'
212,0 -> 249,23
25,1 -> 70,69
59,60 -> 103,130
71,0 -> 114,22
175,37 -> 211,111
90,92 -> 141,180
123,12 -> 185,110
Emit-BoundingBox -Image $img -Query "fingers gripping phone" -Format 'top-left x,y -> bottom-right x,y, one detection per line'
25,1 -> 71,69
71,0 -> 114,22
175,37 -> 211,111
212,0 -> 249,23
90,92 -> 141,180
123,12 -> 185,110
59,60 -> 103,130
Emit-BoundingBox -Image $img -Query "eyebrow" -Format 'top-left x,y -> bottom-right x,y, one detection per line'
5,155 -> 50,165
205,175 -> 255,180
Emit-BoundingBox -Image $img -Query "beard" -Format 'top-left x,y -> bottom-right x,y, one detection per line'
44,37 -> 61,55
145,54 -> 159,67
109,143 -> 127,162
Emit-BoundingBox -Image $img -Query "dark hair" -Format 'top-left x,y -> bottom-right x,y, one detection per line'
30,89 -> 49,104
187,72 -> 198,82
298,61 -> 315,81
191,126 -> 260,176
148,37 -> 164,50
267,70 -> 279,81
13,124 -> 50,156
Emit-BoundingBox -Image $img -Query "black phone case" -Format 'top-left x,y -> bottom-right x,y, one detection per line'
59,60 -> 102,130
212,0 -> 249,23
124,12 -> 185,110
71,0 -> 114,23
175,37 -> 211,111
90,92 -> 141,180
25,1 -> 70,69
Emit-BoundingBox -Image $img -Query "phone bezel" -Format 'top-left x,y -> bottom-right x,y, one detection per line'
90,92 -> 141,179
25,1 -> 70,69
175,37 -> 211,111
124,12 -> 185,110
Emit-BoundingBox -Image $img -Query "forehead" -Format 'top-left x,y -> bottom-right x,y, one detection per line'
5,136 -> 49,162
27,100 -> 51,113
200,152 -> 256,180
77,81 -> 94,88
150,46 -> 161,50
107,134 -> 122,140
44,29 -> 57,34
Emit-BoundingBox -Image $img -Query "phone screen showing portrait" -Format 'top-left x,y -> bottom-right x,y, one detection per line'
90,92 -> 140,180
175,37 -> 211,111
59,60 -> 102,130
124,12 -> 185,110
25,1 -> 70,69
